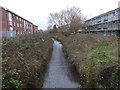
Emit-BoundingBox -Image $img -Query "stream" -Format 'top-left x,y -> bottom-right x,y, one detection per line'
42,40 -> 80,88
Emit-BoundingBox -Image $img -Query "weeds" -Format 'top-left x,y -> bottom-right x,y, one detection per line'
2,32 -> 53,88
9,78 -> 22,90
62,33 -> 119,88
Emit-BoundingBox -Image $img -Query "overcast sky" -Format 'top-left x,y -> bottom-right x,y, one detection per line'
0,0 -> 119,30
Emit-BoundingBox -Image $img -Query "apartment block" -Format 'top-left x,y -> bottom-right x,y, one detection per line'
85,7 -> 120,36
0,6 -> 38,37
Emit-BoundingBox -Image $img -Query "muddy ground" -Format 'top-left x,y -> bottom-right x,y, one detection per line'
2,32 -> 53,89
59,33 -> 120,88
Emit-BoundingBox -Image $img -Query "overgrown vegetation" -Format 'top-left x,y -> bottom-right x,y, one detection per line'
2,33 -> 53,89
61,33 -> 119,88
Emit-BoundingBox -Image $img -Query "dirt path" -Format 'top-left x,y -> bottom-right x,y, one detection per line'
42,40 -> 80,88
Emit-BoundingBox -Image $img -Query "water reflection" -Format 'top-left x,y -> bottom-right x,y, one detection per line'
42,40 -> 80,88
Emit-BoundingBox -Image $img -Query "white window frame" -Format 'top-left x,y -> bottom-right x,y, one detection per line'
8,12 -> 12,21
20,24 -> 22,27
17,23 -> 19,27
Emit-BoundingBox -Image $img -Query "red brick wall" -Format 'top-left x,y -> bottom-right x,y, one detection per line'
12,14 -> 24,35
33,25 -> 38,32
2,8 -> 9,31
0,7 -> 38,36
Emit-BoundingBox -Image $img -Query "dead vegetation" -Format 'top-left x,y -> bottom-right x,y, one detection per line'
61,33 -> 120,88
2,32 -> 53,89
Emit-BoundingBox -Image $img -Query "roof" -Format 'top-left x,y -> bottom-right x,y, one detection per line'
0,6 -> 37,25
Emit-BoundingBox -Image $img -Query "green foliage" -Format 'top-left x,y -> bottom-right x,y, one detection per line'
2,57 -> 10,64
2,69 -> 23,89
85,43 -> 117,68
58,35 -> 66,41
7,69 -> 18,77
20,43 -> 30,50
9,78 -> 22,90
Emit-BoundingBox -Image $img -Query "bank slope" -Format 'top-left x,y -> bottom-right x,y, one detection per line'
2,33 -> 53,89
62,33 -> 119,88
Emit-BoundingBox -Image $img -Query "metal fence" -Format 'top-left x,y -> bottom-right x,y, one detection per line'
0,30 -> 16,37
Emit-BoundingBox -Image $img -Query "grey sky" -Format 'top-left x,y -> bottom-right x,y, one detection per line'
0,0 -> 119,30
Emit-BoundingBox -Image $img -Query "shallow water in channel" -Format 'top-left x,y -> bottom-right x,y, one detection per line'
42,40 -> 80,88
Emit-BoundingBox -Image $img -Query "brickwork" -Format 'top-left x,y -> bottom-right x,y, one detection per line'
0,6 -> 38,37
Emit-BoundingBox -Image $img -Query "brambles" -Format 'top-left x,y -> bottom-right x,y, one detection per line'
2,32 -> 53,88
62,33 -> 119,88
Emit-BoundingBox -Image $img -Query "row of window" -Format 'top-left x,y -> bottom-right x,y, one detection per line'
8,12 -> 37,32
13,22 -> 22,27
87,22 -> 119,30
8,12 -> 33,27
94,10 -> 117,20
9,21 -> 34,29
87,10 -> 119,25
10,13 -> 24,22
9,21 -> 22,27
89,17 -> 117,25
9,27 -> 31,33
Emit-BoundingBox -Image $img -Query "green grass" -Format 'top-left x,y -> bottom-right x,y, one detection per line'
62,33 -> 119,88
85,43 -> 118,69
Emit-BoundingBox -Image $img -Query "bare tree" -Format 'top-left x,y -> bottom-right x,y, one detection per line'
47,6 -> 86,32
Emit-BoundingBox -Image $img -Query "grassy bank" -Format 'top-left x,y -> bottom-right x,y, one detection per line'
60,33 -> 119,88
2,32 -> 53,89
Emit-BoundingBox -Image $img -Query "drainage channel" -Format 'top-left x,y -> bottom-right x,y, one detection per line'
42,40 -> 80,88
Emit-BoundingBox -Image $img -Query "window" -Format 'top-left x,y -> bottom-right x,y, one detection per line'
119,20 -> 120,23
97,20 -> 101,23
97,28 -> 101,30
8,12 -> 12,21
26,24 -> 28,29
26,22 -> 28,29
19,18 -> 21,21
113,12 -> 115,16
17,23 -> 19,27
14,22 -> 16,26
113,21 -> 116,23
104,19 -> 108,22
16,16 -> 18,20
24,21 -> 26,27
18,31 -> 20,34
9,21 -> 12,26
9,27 -> 13,31
20,24 -> 22,27
24,29 -> 27,32
103,27 -> 108,29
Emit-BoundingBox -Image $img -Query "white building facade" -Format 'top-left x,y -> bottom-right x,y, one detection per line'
85,8 -> 120,36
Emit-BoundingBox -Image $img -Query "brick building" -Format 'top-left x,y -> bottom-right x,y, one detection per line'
0,6 -> 38,37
